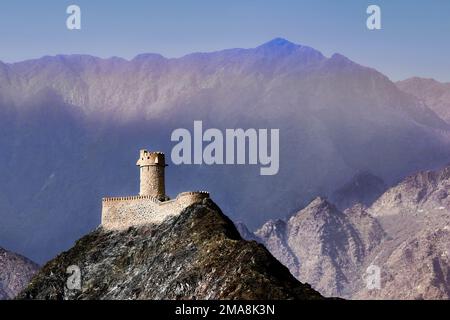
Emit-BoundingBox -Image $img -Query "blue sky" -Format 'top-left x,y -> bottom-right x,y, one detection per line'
1,0 -> 449,82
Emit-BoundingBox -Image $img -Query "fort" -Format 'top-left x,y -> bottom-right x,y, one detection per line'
101,149 -> 210,230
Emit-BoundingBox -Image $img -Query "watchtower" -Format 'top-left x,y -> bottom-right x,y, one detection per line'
136,149 -> 167,200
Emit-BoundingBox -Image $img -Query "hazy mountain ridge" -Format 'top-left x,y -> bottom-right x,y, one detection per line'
330,172 -> 387,210
255,197 -> 385,297
397,77 -> 450,123
242,165 -> 450,299
2,38 -> 450,264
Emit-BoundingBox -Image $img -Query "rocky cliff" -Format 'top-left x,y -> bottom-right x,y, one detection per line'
0,247 -> 39,300
358,165 -> 450,299
255,198 -> 384,298
244,165 -> 450,299
18,199 -> 323,300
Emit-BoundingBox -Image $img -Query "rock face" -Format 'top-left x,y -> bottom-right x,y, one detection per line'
247,165 -> 450,299
255,219 -> 299,276
359,165 -> 450,299
18,199 -> 323,300
0,247 -> 39,300
254,198 -> 384,298
397,77 -> 450,123
2,39 -> 450,264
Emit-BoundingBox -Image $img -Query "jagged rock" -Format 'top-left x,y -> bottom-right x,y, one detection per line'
255,165 -> 450,299
0,247 -> 39,300
359,165 -> 450,299
18,199 -> 323,300
234,222 -> 261,242
255,198 -> 384,298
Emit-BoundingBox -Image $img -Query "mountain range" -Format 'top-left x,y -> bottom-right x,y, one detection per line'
241,165 -> 450,299
1,38 -> 450,265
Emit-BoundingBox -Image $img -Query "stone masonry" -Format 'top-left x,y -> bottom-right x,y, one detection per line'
101,149 -> 209,230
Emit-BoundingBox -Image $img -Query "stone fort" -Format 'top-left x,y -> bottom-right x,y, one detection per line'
101,149 -> 210,230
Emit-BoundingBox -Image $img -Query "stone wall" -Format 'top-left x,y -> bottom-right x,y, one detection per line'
101,192 -> 210,230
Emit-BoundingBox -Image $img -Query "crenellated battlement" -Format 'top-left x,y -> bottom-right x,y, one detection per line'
102,195 -> 161,203
101,149 -> 210,230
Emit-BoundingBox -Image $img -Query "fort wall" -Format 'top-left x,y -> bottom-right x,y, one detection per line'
101,192 -> 210,230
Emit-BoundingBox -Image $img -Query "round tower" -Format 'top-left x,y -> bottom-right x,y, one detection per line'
136,149 -> 167,200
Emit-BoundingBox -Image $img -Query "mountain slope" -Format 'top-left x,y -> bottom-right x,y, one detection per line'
250,165 -> 450,299
397,77 -> 450,123
19,199 -> 323,300
2,39 -> 450,263
0,247 -> 39,300
359,165 -> 450,299
255,219 -> 299,276
255,198 -> 384,297
370,165 -> 450,217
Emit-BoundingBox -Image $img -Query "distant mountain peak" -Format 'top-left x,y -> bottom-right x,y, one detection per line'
259,38 -> 299,49
328,53 -> 357,67
255,38 -> 326,60
257,219 -> 287,235
288,197 -> 341,224
398,77 -> 443,85
132,53 -> 166,62
234,221 -> 261,242
306,196 -> 334,210
330,172 -> 387,211
330,53 -> 349,60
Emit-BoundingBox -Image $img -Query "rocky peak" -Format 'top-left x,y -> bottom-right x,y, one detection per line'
254,38 -> 325,64
258,38 -> 299,50
288,197 -> 340,225
0,247 -> 39,300
255,219 -> 287,239
370,164 -> 450,217
18,200 -> 323,300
